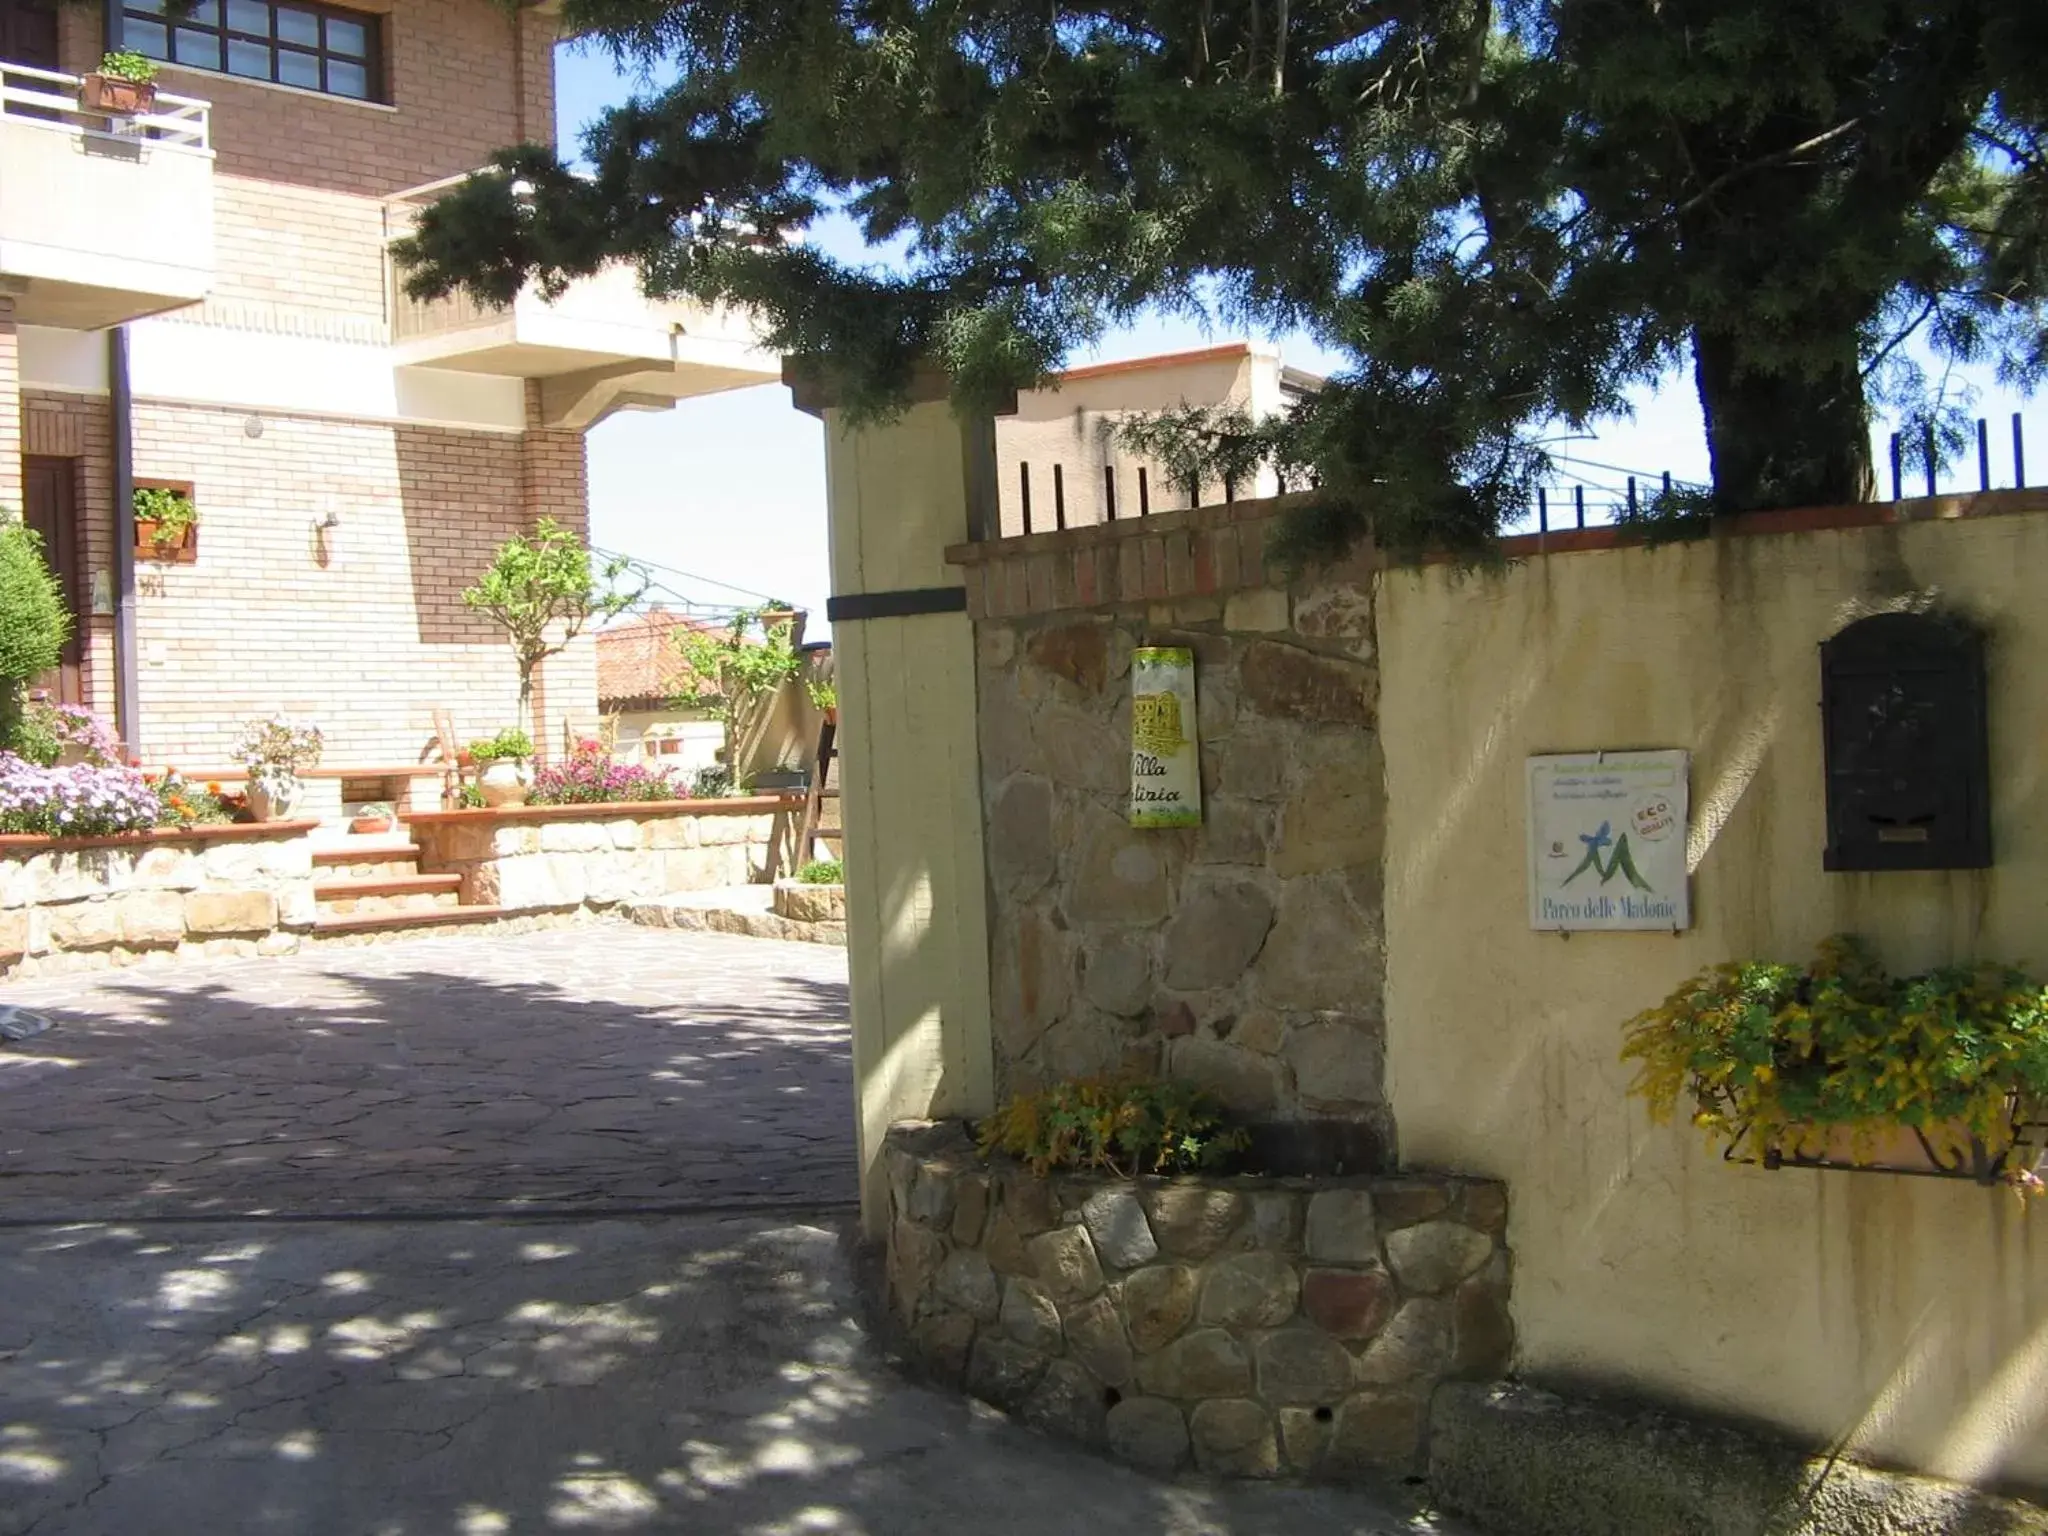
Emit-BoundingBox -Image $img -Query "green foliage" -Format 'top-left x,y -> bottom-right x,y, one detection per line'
976,1077 -> 1251,1178
796,858 -> 841,885
0,523 -> 68,688
1622,936 -> 2048,1187
686,763 -> 733,799
804,676 -> 836,713
463,520 -> 647,730
1114,404 -> 1277,506
674,607 -> 804,723
133,487 -> 197,541
455,783 -> 488,809
394,1 -> 2048,558
467,728 -> 533,764
0,522 -> 71,753
97,50 -> 158,84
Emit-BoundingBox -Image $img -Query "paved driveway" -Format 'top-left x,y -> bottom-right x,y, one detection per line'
0,927 -> 854,1221
0,926 -> 1482,1535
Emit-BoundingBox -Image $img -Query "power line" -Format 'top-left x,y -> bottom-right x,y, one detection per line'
590,544 -> 788,606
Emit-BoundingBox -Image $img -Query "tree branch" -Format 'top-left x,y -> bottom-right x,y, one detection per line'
1672,118 -> 1865,221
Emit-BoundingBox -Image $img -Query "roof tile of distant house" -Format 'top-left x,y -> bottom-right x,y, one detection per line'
596,608 -> 724,711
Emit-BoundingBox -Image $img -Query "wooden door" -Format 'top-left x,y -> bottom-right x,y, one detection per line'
23,456 -> 83,706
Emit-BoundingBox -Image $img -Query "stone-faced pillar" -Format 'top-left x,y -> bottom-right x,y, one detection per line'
789,363 -> 1001,1233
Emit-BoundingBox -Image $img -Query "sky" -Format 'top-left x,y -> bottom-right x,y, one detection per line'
558,42 -> 2041,639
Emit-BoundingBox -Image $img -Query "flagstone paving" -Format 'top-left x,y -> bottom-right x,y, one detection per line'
0,925 -> 855,1221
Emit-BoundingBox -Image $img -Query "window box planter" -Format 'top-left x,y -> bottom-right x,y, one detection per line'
135,519 -> 197,564
750,768 -> 809,791
80,73 -> 157,115
1725,1102 -> 2048,1187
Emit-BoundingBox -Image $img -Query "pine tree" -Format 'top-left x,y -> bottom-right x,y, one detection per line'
397,1 -> 2048,556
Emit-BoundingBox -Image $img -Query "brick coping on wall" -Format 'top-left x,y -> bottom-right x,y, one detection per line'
943,486 -> 2048,622
403,795 -> 802,828
0,819 -> 320,855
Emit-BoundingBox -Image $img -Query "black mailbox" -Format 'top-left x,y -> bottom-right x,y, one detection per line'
1820,612 -> 1990,871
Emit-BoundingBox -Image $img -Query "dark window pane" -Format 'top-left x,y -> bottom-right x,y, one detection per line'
225,0 -> 268,35
326,58 -> 366,97
124,18 -> 169,57
276,46 -> 319,87
275,7 -> 318,46
227,38 -> 268,76
182,0 -> 219,23
173,27 -> 221,67
324,16 -> 366,56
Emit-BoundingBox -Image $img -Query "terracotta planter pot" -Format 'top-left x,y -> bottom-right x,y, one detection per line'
81,74 -> 157,115
350,815 -> 394,836
825,706 -> 839,726
478,759 -> 532,808
134,518 -> 196,563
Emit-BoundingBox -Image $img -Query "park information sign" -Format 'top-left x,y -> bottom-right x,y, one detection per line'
1527,751 -> 1690,932
1129,646 -> 1202,828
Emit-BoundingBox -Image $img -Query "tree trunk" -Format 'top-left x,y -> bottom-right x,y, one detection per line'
1692,326 -> 1876,515
516,657 -> 536,742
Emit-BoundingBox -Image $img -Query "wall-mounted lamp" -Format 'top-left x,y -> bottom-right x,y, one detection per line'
312,509 -> 342,567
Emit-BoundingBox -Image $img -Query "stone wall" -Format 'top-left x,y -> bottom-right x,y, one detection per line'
0,823 -> 318,976
882,1122 -> 1512,1479
959,501 -> 1390,1163
410,799 -> 793,913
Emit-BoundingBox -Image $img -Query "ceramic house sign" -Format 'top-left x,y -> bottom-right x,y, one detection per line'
1528,750 -> 1690,931
1129,646 -> 1202,828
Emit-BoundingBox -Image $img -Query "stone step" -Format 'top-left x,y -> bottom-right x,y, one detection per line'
309,904 -> 513,938
313,873 -> 461,902
312,843 -> 423,882
315,891 -> 463,916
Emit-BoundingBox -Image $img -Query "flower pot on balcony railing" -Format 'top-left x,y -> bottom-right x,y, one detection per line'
133,486 -> 198,564
82,52 -> 160,115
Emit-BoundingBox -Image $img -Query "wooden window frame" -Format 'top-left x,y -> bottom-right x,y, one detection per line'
122,0 -> 385,104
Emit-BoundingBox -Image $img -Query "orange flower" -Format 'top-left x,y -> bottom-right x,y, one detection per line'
205,782 -> 222,795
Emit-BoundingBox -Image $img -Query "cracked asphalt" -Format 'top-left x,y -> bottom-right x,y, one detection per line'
0,926 -> 1472,1535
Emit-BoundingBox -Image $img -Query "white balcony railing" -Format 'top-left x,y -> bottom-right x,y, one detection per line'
0,59 -> 212,154
0,59 -> 215,328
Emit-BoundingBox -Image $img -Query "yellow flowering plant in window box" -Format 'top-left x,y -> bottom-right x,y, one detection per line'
1621,936 -> 2048,1194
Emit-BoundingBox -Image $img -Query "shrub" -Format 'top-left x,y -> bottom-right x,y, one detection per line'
796,858 -> 842,885
687,764 -> 733,799
0,755 -> 160,838
467,728 -> 533,764
1622,935 -> 2048,1184
528,742 -> 677,805
455,783 -> 487,809
0,524 -> 70,753
977,1077 -> 1250,1178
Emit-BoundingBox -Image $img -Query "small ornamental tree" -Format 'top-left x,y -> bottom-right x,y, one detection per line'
0,521 -> 71,754
463,519 -> 647,737
672,606 -> 804,777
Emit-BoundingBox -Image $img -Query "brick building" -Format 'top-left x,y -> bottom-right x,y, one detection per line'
0,0 -> 775,776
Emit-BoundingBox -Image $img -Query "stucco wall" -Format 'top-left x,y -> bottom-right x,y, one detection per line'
1377,505 -> 2048,1492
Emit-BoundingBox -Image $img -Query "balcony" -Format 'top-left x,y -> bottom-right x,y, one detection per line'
0,62 -> 214,330
385,178 -> 779,428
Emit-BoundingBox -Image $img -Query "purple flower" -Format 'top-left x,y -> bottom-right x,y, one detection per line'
0,753 -> 161,838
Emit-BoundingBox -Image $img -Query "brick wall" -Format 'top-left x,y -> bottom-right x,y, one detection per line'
62,0 -> 554,199
127,398 -> 593,766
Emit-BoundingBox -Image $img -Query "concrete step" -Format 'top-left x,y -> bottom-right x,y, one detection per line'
309,905 -> 513,938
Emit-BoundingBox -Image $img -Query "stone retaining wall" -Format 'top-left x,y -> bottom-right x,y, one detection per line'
963,504 -> 1392,1163
0,822 -> 320,976
409,798 -> 795,913
882,1122 -> 1512,1481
